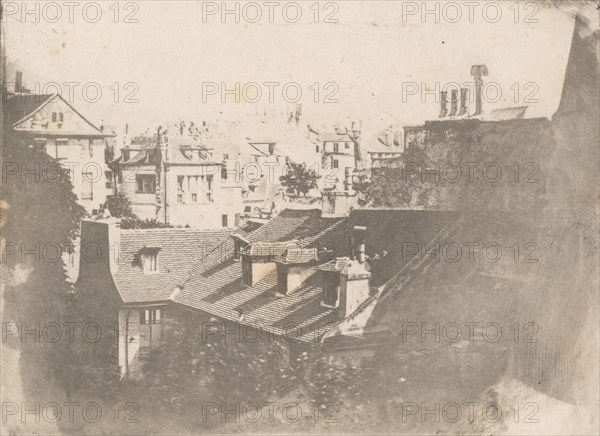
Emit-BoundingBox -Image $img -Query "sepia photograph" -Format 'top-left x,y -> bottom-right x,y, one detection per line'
1,1 -> 599,434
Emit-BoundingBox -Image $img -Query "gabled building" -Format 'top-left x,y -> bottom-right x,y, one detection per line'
77,208 -> 459,377
4,78 -> 114,212
116,129 -> 243,229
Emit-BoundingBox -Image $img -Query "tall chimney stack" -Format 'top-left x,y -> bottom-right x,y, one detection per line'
458,88 -> 468,116
439,91 -> 448,118
15,71 -> 23,93
449,89 -> 458,116
470,65 -> 488,116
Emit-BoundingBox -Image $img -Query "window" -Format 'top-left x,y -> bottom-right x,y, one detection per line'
52,112 -> 57,122
333,143 -> 339,153
140,309 -> 161,325
277,264 -> 288,295
177,193 -> 183,203
322,273 -> 339,307
234,213 -> 241,227
207,175 -> 213,191
345,142 -> 350,149
332,159 -> 339,169
242,258 -> 252,285
81,172 -> 94,200
136,175 -> 156,193
141,251 -> 158,273
59,112 -> 64,122
191,193 -> 197,203
316,145 -> 320,153
222,214 -> 228,228
223,153 -> 229,160
206,192 -> 213,202
88,140 -> 93,158
234,240 -> 241,261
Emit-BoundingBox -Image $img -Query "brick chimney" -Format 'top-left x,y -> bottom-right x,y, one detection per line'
449,89 -> 458,116
471,65 -> 488,116
439,91 -> 448,118
15,71 -> 23,93
318,226 -> 371,318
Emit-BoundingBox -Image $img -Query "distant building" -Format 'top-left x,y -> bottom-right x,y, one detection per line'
308,123 -> 363,191
4,74 -> 114,212
116,129 -> 243,229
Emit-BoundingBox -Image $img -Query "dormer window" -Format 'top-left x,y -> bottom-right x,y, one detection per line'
140,248 -> 160,274
322,272 -> 340,307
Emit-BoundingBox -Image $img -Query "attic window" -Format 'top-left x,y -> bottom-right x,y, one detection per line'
322,273 -> 340,307
140,248 -> 160,274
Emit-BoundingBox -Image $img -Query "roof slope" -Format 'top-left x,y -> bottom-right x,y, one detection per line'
171,209 -> 458,341
4,94 -> 54,127
114,228 -> 231,304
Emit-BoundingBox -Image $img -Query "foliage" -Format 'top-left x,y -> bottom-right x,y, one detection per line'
280,161 -> 320,196
106,191 -> 135,218
1,139 -> 86,398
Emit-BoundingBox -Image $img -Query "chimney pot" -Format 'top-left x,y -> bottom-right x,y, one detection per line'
458,88 -> 468,116
439,91 -> 448,118
449,89 -> 458,117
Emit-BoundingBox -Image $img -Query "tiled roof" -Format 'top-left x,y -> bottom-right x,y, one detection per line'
319,209 -> 459,287
275,247 -> 320,264
110,208 -> 458,340
114,228 -> 231,304
318,257 -> 351,272
168,208 -> 458,342
4,94 -> 54,127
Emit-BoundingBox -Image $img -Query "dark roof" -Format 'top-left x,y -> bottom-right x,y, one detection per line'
5,93 -> 110,137
169,209 -> 458,341
108,208 -> 458,341
114,228 -> 231,304
4,94 -> 54,127
320,209 -> 459,287
275,247 -> 320,264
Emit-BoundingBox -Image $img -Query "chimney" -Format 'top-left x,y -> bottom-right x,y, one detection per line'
351,225 -> 367,263
448,89 -> 458,116
458,88 -> 468,116
78,218 -> 122,281
439,91 -> 448,117
15,71 -> 23,93
471,64 -> 488,116
318,256 -> 371,318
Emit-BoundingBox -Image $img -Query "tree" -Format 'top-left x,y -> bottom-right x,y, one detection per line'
280,161 -> 320,196
1,139 -> 86,400
105,191 -> 135,218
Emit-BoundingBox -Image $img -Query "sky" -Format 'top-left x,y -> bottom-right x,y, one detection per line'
2,1 -> 584,136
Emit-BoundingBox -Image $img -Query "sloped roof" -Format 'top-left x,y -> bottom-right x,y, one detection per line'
169,208 -> 458,341
4,94 -> 54,127
484,106 -> 528,121
109,208 -> 459,340
6,93 -> 111,137
114,228 -> 231,304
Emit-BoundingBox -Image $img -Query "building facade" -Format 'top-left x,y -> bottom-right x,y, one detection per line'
5,89 -> 114,213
